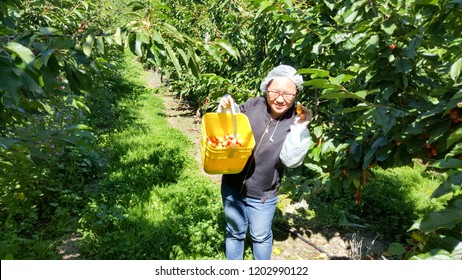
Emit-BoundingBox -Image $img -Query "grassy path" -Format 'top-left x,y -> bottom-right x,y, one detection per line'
78,53 -> 225,259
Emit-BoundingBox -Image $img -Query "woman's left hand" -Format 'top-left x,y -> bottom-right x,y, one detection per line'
295,102 -> 312,128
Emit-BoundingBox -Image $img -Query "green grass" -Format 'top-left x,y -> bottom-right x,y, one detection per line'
77,52 -> 225,259
280,162 -> 444,243
357,164 -> 443,241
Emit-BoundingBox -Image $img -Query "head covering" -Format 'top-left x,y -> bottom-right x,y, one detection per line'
259,65 -> 303,92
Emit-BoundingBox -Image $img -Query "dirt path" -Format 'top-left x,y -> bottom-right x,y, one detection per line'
145,69 -> 388,260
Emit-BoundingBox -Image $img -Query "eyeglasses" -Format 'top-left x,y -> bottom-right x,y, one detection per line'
267,90 -> 296,100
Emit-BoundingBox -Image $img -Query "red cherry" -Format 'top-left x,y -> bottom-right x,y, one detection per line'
390,44 -> 396,50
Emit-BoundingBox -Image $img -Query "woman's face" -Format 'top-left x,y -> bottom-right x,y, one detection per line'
266,77 -> 297,119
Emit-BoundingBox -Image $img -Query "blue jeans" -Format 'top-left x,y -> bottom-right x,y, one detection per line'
221,182 -> 278,260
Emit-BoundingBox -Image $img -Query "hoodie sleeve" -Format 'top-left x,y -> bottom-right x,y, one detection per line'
280,124 -> 310,168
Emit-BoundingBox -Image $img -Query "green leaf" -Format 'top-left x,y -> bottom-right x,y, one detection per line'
319,90 -> 366,101
313,125 -> 323,139
303,79 -> 344,90
321,138 -> 334,154
329,74 -> 355,85
129,1 -> 146,11
419,198 -> 462,233
188,47 -> 200,79
40,48 -> 54,66
309,146 -> 322,162
452,242 -> 462,259
83,42 -> 92,57
215,39 -> 240,60
256,1 -> 276,18
323,0 -> 335,10
0,138 -> 19,149
151,30 -> 163,44
450,58 -> 462,81
96,36 -> 105,55
5,42 -> 35,65
427,121 -> 450,144
431,158 -> 462,170
282,0 -> 294,10
177,48 -> 189,69
114,27 -> 123,46
388,242 -> 406,255
343,9 -> 358,24
402,121 -> 426,135
138,30 -> 150,44
415,0 -> 439,4
64,124 -> 92,131
39,27 -> 58,35
304,163 -> 323,174
372,108 -> 396,134
39,102 -> 52,114
20,69 -> 44,94
164,42 -> 182,76
135,40 -> 143,57
161,22 -> 185,43
431,173 -> 462,198
0,63 -> 22,93
381,22 -> 397,35
411,249 -> 452,260
446,127 -> 462,148
204,44 -> 222,66
338,104 -> 370,114
297,68 -> 330,77
29,146 -> 48,161
395,59 -> 413,74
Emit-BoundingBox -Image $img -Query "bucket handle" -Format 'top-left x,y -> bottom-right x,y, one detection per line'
229,98 -> 238,149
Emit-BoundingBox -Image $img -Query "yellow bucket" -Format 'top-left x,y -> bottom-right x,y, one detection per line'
200,112 -> 255,174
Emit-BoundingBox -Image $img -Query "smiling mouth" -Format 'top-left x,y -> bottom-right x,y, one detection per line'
274,105 -> 285,110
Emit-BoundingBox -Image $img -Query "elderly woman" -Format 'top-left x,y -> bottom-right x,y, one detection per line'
217,65 -> 312,260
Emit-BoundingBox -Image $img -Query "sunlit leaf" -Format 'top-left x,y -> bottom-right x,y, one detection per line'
164,42 -> 182,75
83,42 -> 92,57
418,198 -> 462,233
446,127 -> 462,149
415,0 -> 439,4
96,36 -> 105,55
128,1 -> 146,11
64,124 -> 93,131
39,27 -> 58,35
114,27 -> 123,46
338,104 -> 370,114
256,1 -> 276,18
431,173 -> 462,198
304,163 -> 323,173
204,44 -> 222,66
297,68 -> 330,77
411,249 -> 452,260
161,22 -> 185,43
450,58 -> 462,81
215,39 -> 240,60
431,158 -> 462,170
5,42 -> 35,65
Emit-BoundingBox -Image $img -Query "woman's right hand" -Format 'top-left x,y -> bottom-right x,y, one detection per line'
217,94 -> 241,113
218,94 -> 233,110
